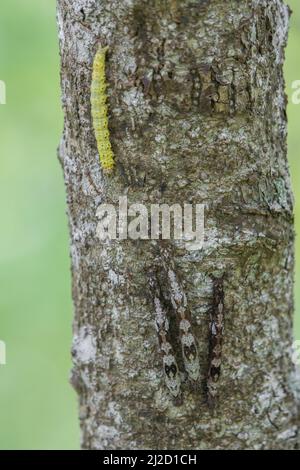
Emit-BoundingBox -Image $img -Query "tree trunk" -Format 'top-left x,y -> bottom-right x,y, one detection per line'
57,0 -> 300,450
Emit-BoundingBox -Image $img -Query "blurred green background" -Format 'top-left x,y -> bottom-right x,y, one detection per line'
0,0 -> 299,450
0,0 -> 79,449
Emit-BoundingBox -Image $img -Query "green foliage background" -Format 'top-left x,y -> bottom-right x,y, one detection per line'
0,0 -> 299,450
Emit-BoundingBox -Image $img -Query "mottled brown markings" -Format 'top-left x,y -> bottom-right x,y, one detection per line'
207,275 -> 225,408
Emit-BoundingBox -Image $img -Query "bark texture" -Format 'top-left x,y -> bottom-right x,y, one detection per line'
57,0 -> 300,449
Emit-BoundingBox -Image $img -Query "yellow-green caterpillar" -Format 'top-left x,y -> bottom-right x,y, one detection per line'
91,45 -> 115,173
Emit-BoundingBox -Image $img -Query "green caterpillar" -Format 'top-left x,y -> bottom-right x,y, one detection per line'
91,45 -> 114,173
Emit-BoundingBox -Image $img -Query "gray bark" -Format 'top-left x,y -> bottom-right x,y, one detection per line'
57,0 -> 300,449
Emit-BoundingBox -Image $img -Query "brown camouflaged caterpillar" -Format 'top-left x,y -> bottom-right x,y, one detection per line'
207,276 -> 225,407
148,270 -> 181,398
159,244 -> 200,383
